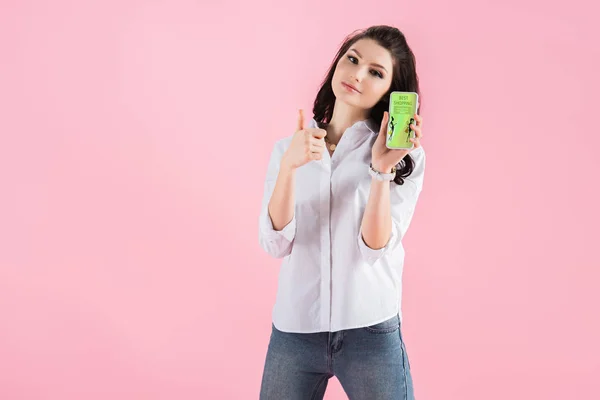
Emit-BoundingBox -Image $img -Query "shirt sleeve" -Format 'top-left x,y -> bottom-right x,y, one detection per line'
357,147 -> 426,265
258,141 -> 296,259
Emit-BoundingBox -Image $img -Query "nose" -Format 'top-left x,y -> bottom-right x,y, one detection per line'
353,66 -> 369,82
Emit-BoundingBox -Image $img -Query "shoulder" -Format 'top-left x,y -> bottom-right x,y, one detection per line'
397,147 -> 426,193
275,135 -> 294,150
411,146 -> 425,162
408,146 -> 425,173
264,135 -> 295,172
269,135 -> 294,158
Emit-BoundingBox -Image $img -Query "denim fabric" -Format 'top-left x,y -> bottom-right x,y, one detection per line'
259,314 -> 415,400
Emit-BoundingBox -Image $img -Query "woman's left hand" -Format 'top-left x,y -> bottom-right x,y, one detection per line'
371,111 -> 423,173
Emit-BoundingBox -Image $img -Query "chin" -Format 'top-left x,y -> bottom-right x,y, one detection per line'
342,96 -> 368,111
332,85 -> 360,108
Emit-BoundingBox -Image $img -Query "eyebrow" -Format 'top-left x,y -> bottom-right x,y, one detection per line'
349,48 -> 388,72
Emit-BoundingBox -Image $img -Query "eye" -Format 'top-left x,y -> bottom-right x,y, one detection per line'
347,54 -> 383,78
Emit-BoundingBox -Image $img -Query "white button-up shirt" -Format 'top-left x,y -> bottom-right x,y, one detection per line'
258,117 -> 426,333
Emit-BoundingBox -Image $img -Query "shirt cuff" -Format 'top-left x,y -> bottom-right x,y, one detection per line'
357,222 -> 399,265
259,206 -> 297,243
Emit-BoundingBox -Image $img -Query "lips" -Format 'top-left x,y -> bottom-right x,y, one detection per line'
342,82 -> 360,93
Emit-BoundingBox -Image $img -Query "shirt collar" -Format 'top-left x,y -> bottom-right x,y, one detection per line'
309,117 -> 379,135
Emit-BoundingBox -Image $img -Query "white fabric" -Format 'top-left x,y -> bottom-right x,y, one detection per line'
258,117 -> 425,333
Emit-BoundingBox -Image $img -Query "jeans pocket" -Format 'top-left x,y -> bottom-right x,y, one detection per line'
363,315 -> 400,334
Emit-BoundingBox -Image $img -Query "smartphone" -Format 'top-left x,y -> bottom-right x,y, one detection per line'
386,91 -> 419,150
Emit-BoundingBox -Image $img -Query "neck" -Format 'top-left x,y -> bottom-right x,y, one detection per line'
325,101 -> 370,144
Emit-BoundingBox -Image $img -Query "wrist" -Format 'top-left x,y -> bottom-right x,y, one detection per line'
369,163 -> 396,182
280,157 -> 296,174
371,162 -> 394,174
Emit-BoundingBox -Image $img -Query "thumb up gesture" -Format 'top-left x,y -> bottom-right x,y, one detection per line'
281,109 -> 327,171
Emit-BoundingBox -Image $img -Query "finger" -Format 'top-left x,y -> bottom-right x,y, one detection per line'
310,137 -> 326,147
379,111 -> 389,136
410,138 -> 421,148
311,128 -> 327,139
414,113 -> 422,126
379,111 -> 390,136
410,124 -> 422,138
297,109 -> 305,131
310,143 -> 325,152
310,152 -> 323,160
376,111 -> 389,144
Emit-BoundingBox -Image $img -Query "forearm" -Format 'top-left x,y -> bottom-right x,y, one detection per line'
360,174 -> 393,250
268,163 -> 296,231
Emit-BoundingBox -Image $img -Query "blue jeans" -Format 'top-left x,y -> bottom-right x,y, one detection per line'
259,314 -> 415,400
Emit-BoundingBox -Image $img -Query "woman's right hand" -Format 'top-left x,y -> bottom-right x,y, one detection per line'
281,109 -> 327,171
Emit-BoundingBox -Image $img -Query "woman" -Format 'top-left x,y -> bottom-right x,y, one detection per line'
258,25 -> 425,400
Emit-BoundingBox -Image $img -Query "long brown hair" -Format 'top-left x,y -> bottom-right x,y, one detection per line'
313,25 -> 421,185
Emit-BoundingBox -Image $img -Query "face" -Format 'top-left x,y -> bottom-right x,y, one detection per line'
331,38 -> 394,111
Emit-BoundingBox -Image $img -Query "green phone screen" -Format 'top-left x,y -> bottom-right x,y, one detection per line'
386,92 -> 419,149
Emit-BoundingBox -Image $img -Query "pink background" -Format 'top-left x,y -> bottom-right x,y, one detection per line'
1,0 -> 598,399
